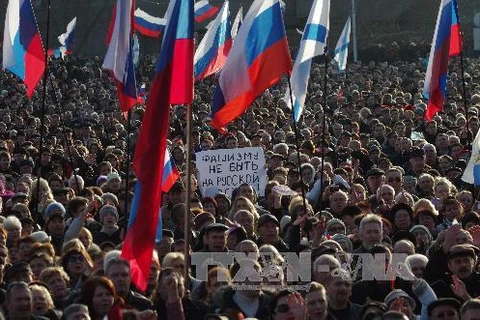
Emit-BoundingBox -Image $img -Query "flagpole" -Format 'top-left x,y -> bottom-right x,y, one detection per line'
35,0 -> 52,220
123,110 -> 132,232
183,104 -> 192,288
459,42 -> 470,148
287,77 -> 309,215
318,47 -> 329,213
351,0 -> 358,62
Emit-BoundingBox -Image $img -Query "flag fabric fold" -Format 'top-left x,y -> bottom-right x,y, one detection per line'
231,6 -> 243,39
2,0 -> 45,98
194,0 -> 219,23
162,148 -> 180,192
211,0 -> 292,134
286,0 -> 330,123
423,0 -> 462,120
194,1 -> 232,81
58,17 -> 77,53
134,8 -> 166,37
103,0 -> 138,112
462,129 -> 480,185
333,16 -> 351,72
122,0 -> 193,291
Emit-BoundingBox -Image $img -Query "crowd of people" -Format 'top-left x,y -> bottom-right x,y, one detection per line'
0,45 -> 480,320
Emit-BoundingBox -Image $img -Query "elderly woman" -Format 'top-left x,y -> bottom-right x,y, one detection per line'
30,283 -> 61,319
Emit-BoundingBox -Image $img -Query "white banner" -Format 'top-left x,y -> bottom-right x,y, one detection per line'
196,147 -> 267,197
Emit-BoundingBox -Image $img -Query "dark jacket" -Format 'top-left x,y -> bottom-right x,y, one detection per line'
125,290 -> 155,311
256,237 -> 289,252
328,302 -> 362,320
430,271 -> 480,301
210,286 -> 273,320
155,296 -> 208,320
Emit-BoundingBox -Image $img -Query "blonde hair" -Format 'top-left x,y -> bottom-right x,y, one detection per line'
30,284 -> 55,310
413,198 -> 439,216
229,196 -> 259,221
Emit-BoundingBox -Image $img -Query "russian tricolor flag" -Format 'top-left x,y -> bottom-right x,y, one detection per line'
423,0 -> 462,120
122,0 -> 193,291
134,8 -> 166,38
194,1 -> 232,81
162,148 -> 180,192
103,0 -> 138,112
211,0 -> 292,134
194,0 -> 219,23
2,0 -> 45,98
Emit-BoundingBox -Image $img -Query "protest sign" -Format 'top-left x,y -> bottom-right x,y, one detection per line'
196,147 -> 267,197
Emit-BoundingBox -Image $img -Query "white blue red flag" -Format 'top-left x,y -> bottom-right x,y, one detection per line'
287,0 -> 330,123
333,16 -> 351,72
162,148 -> 180,192
2,0 -> 45,98
103,0 -> 138,112
194,0 -> 219,23
211,0 -> 292,134
134,8 -> 166,38
194,1 -> 232,81
423,0 -> 462,120
122,0 -> 193,291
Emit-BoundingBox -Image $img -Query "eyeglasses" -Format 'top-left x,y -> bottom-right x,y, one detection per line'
387,177 -> 401,182
275,304 -> 289,314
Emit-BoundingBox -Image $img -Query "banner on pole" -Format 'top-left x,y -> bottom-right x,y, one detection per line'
196,147 -> 267,197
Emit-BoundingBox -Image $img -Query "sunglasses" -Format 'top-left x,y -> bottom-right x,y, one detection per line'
69,255 -> 85,263
387,177 -> 401,182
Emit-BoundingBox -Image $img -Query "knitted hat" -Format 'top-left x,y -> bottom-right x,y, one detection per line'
326,218 -> 346,233
44,202 -> 66,219
101,193 -> 119,206
409,225 -> 433,243
99,205 -> 119,222
280,215 -> 292,234
331,234 -> 353,252
384,289 -> 416,309
106,172 -> 121,184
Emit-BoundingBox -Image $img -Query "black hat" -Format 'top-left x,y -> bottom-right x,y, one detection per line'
409,147 -> 425,159
366,167 -> 385,177
257,214 -> 279,228
270,153 -> 285,160
162,229 -> 174,239
204,223 -> 229,234
19,159 -> 34,168
427,298 -> 461,316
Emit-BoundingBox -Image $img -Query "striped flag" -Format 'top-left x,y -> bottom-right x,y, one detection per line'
211,0 -> 292,134
286,0 -> 330,123
423,0 -> 462,120
2,0 -> 45,98
134,8 -> 166,38
122,0 -> 194,291
103,0 -> 138,112
162,148 -> 180,192
333,16 -> 351,72
194,1 -> 232,81
194,0 -> 219,23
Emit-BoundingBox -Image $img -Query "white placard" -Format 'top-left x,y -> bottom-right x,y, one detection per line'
196,147 -> 267,197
